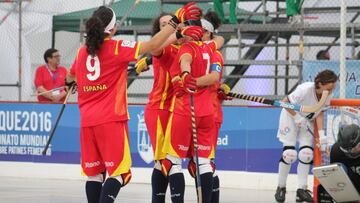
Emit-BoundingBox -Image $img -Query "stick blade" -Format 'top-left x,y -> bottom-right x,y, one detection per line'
301,90 -> 329,113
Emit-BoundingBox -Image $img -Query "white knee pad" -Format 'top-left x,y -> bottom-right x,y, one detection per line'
166,154 -> 183,176
87,173 -> 104,183
281,147 -> 297,164
197,157 -> 213,175
298,146 -> 313,164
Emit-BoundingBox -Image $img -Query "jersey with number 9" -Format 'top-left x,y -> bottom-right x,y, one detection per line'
70,39 -> 140,127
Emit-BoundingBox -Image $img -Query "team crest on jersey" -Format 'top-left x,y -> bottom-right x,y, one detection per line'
137,111 -> 154,164
121,40 -> 136,48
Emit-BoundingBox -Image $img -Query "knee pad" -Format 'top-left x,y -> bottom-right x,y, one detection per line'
188,158 -> 215,178
280,146 -> 297,165
112,169 -> 132,187
87,173 -> 104,183
298,146 -> 313,164
161,155 -> 182,177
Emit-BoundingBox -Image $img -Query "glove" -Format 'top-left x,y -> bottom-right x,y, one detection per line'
292,113 -> 308,129
181,71 -> 197,93
135,56 -> 151,75
319,130 -> 327,151
175,2 -> 202,23
217,83 -> 232,100
180,26 -> 204,41
172,76 -> 186,97
65,78 -> 77,94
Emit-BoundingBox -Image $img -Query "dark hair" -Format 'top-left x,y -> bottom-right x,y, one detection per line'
151,13 -> 173,36
204,11 -> 221,39
86,6 -> 113,56
43,48 -> 58,63
316,50 -> 330,60
314,69 -> 338,89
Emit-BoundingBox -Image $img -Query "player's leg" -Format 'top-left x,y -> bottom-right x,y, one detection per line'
296,130 -> 314,203
194,115 -> 216,203
145,108 -> 170,203
80,126 -> 106,203
94,121 -> 132,203
275,111 -> 298,202
162,113 -> 192,203
211,122 -> 221,203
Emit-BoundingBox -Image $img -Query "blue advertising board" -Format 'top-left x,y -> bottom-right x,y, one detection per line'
0,103 -> 291,173
303,60 -> 360,98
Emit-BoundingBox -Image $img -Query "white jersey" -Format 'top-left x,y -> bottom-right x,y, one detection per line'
277,82 -> 332,146
287,82 -> 332,121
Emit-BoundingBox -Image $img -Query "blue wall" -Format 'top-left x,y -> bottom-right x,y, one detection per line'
0,103 -> 289,173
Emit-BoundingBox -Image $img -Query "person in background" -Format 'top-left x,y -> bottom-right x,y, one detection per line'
34,48 -> 67,103
316,50 -> 330,60
213,0 -> 237,24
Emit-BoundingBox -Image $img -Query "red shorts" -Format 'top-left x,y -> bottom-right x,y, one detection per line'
163,113 -> 215,159
80,121 -> 131,177
144,108 -> 170,160
213,122 -> 222,152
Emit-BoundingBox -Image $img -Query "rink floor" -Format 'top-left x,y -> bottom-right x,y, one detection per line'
0,177 -> 298,203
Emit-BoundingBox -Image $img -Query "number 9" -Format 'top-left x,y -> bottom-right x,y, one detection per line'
86,55 -> 100,81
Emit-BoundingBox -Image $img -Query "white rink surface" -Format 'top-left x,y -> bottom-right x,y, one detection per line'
0,177 -> 299,203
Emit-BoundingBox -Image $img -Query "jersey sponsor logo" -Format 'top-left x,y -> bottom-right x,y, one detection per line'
137,111 -> 154,164
85,161 -> 100,168
105,161 -> 114,167
121,40 -> 136,48
198,144 -> 211,151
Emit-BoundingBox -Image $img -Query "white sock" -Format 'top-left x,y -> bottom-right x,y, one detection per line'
278,162 -> 291,188
297,162 -> 310,189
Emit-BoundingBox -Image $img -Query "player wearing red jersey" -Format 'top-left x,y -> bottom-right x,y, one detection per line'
141,13 -> 180,203
160,25 -> 218,203
65,4 -> 201,203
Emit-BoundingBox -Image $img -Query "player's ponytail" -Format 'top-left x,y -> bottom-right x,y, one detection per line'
85,6 -> 113,57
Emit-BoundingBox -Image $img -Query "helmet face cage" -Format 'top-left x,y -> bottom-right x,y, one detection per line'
338,124 -> 360,159
339,142 -> 360,159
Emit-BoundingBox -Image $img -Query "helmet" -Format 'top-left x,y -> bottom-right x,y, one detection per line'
337,124 -> 360,158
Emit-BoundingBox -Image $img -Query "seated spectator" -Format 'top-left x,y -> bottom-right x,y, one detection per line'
316,50 -> 330,60
213,0 -> 237,24
34,48 -> 67,103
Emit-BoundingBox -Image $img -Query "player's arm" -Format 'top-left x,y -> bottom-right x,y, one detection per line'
139,2 -> 201,55
213,35 -> 224,50
180,53 -> 192,73
152,33 -> 178,56
196,63 -> 221,86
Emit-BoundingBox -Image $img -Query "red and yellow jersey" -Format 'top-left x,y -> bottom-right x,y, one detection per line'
146,44 -> 179,111
209,50 -> 224,123
204,40 -> 218,53
70,39 -> 140,127
170,41 -> 214,117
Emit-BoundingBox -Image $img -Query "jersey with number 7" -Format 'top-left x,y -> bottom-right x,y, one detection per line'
70,39 -> 140,127
170,41 -> 214,117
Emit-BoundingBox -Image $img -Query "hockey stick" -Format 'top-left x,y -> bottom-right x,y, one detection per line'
227,90 -> 329,113
190,95 -> 202,203
42,86 -> 73,155
31,86 -> 66,96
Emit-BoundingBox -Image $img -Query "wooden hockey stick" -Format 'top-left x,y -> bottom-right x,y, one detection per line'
42,86 -> 74,155
227,90 -> 329,113
190,95 -> 202,203
31,86 -> 66,96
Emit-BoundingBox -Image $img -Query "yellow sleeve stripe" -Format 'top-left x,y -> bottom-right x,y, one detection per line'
134,42 -> 141,60
115,40 -> 120,55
